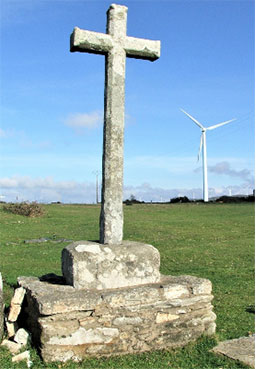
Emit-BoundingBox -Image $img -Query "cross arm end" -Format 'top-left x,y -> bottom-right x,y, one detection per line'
125,37 -> 161,61
70,27 -> 112,54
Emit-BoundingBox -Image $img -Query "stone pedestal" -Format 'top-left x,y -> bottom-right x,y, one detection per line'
18,274 -> 216,363
18,241 -> 216,362
62,241 -> 160,290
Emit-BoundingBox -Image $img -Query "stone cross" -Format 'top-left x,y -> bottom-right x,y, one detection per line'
70,4 -> 160,245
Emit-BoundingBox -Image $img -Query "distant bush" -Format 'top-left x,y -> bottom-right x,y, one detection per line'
216,196 -> 255,203
123,194 -> 143,205
3,202 -> 45,217
170,196 -> 190,204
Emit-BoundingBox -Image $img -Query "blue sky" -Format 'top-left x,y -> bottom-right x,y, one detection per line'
0,0 -> 255,203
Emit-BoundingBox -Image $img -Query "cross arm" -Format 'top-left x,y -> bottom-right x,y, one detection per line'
125,36 -> 161,61
70,27 -> 113,55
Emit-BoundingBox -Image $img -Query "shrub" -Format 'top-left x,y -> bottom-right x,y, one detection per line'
216,195 -> 255,203
3,202 -> 45,217
170,196 -> 190,204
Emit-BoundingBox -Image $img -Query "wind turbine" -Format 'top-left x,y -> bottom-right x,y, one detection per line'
180,109 -> 236,202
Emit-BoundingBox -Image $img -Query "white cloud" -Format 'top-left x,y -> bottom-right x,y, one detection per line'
0,176 -> 98,204
64,111 -> 103,132
0,176 -> 254,204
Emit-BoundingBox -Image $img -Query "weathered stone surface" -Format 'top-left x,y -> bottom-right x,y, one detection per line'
11,350 -> 30,363
156,312 -> 180,324
7,286 -> 26,323
1,339 -> 22,354
212,335 -> 255,368
6,320 -> 18,338
14,328 -> 29,346
8,304 -> 21,322
62,240 -> 161,290
18,274 -> 211,315
18,273 -> 216,362
0,272 -> 3,341
71,4 -> 160,244
11,287 -> 26,305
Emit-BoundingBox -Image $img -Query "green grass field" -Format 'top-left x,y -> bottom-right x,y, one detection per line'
0,203 -> 254,368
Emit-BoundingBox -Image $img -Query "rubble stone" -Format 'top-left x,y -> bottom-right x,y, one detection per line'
6,321 -> 18,338
1,339 -> 22,354
10,287 -> 25,305
14,328 -> 29,346
8,304 -> 21,322
11,350 -> 30,363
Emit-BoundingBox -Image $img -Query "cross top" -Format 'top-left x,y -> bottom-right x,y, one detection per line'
70,4 -> 160,245
71,4 -> 160,61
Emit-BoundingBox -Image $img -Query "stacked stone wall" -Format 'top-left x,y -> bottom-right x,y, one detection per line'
19,275 -> 216,362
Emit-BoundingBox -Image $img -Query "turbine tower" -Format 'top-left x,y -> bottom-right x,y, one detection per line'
180,109 -> 236,202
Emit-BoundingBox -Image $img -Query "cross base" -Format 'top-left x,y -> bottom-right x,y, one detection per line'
18,274 -> 216,362
62,241 -> 161,290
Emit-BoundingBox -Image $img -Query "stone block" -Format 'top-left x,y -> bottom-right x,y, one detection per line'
11,287 -> 26,305
18,274 -> 216,362
14,328 -> 29,346
62,241 -> 161,289
6,320 -> 18,338
12,350 -> 30,363
1,339 -> 22,354
212,335 -> 255,368
8,304 -> 21,322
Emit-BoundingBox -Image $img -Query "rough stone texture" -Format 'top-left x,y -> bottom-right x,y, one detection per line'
11,350 -> 30,363
0,272 -> 3,341
7,286 -> 26,323
8,304 -> 22,322
6,321 -> 18,338
70,4 -> 160,245
18,274 -> 216,362
212,335 -> 255,368
10,287 -> 26,305
62,241 -> 161,289
14,328 -> 29,346
1,339 -> 22,354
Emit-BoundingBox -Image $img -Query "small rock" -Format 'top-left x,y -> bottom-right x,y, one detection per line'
24,238 -> 49,244
14,328 -> 29,346
1,339 -> 22,354
8,304 -> 21,322
12,350 -> 30,363
11,287 -> 26,305
5,320 -> 18,338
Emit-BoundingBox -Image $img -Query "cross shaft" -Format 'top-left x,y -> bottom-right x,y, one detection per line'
70,4 -> 160,244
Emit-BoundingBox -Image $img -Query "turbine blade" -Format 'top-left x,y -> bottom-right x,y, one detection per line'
180,108 -> 205,129
206,118 -> 236,131
197,134 -> 203,162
